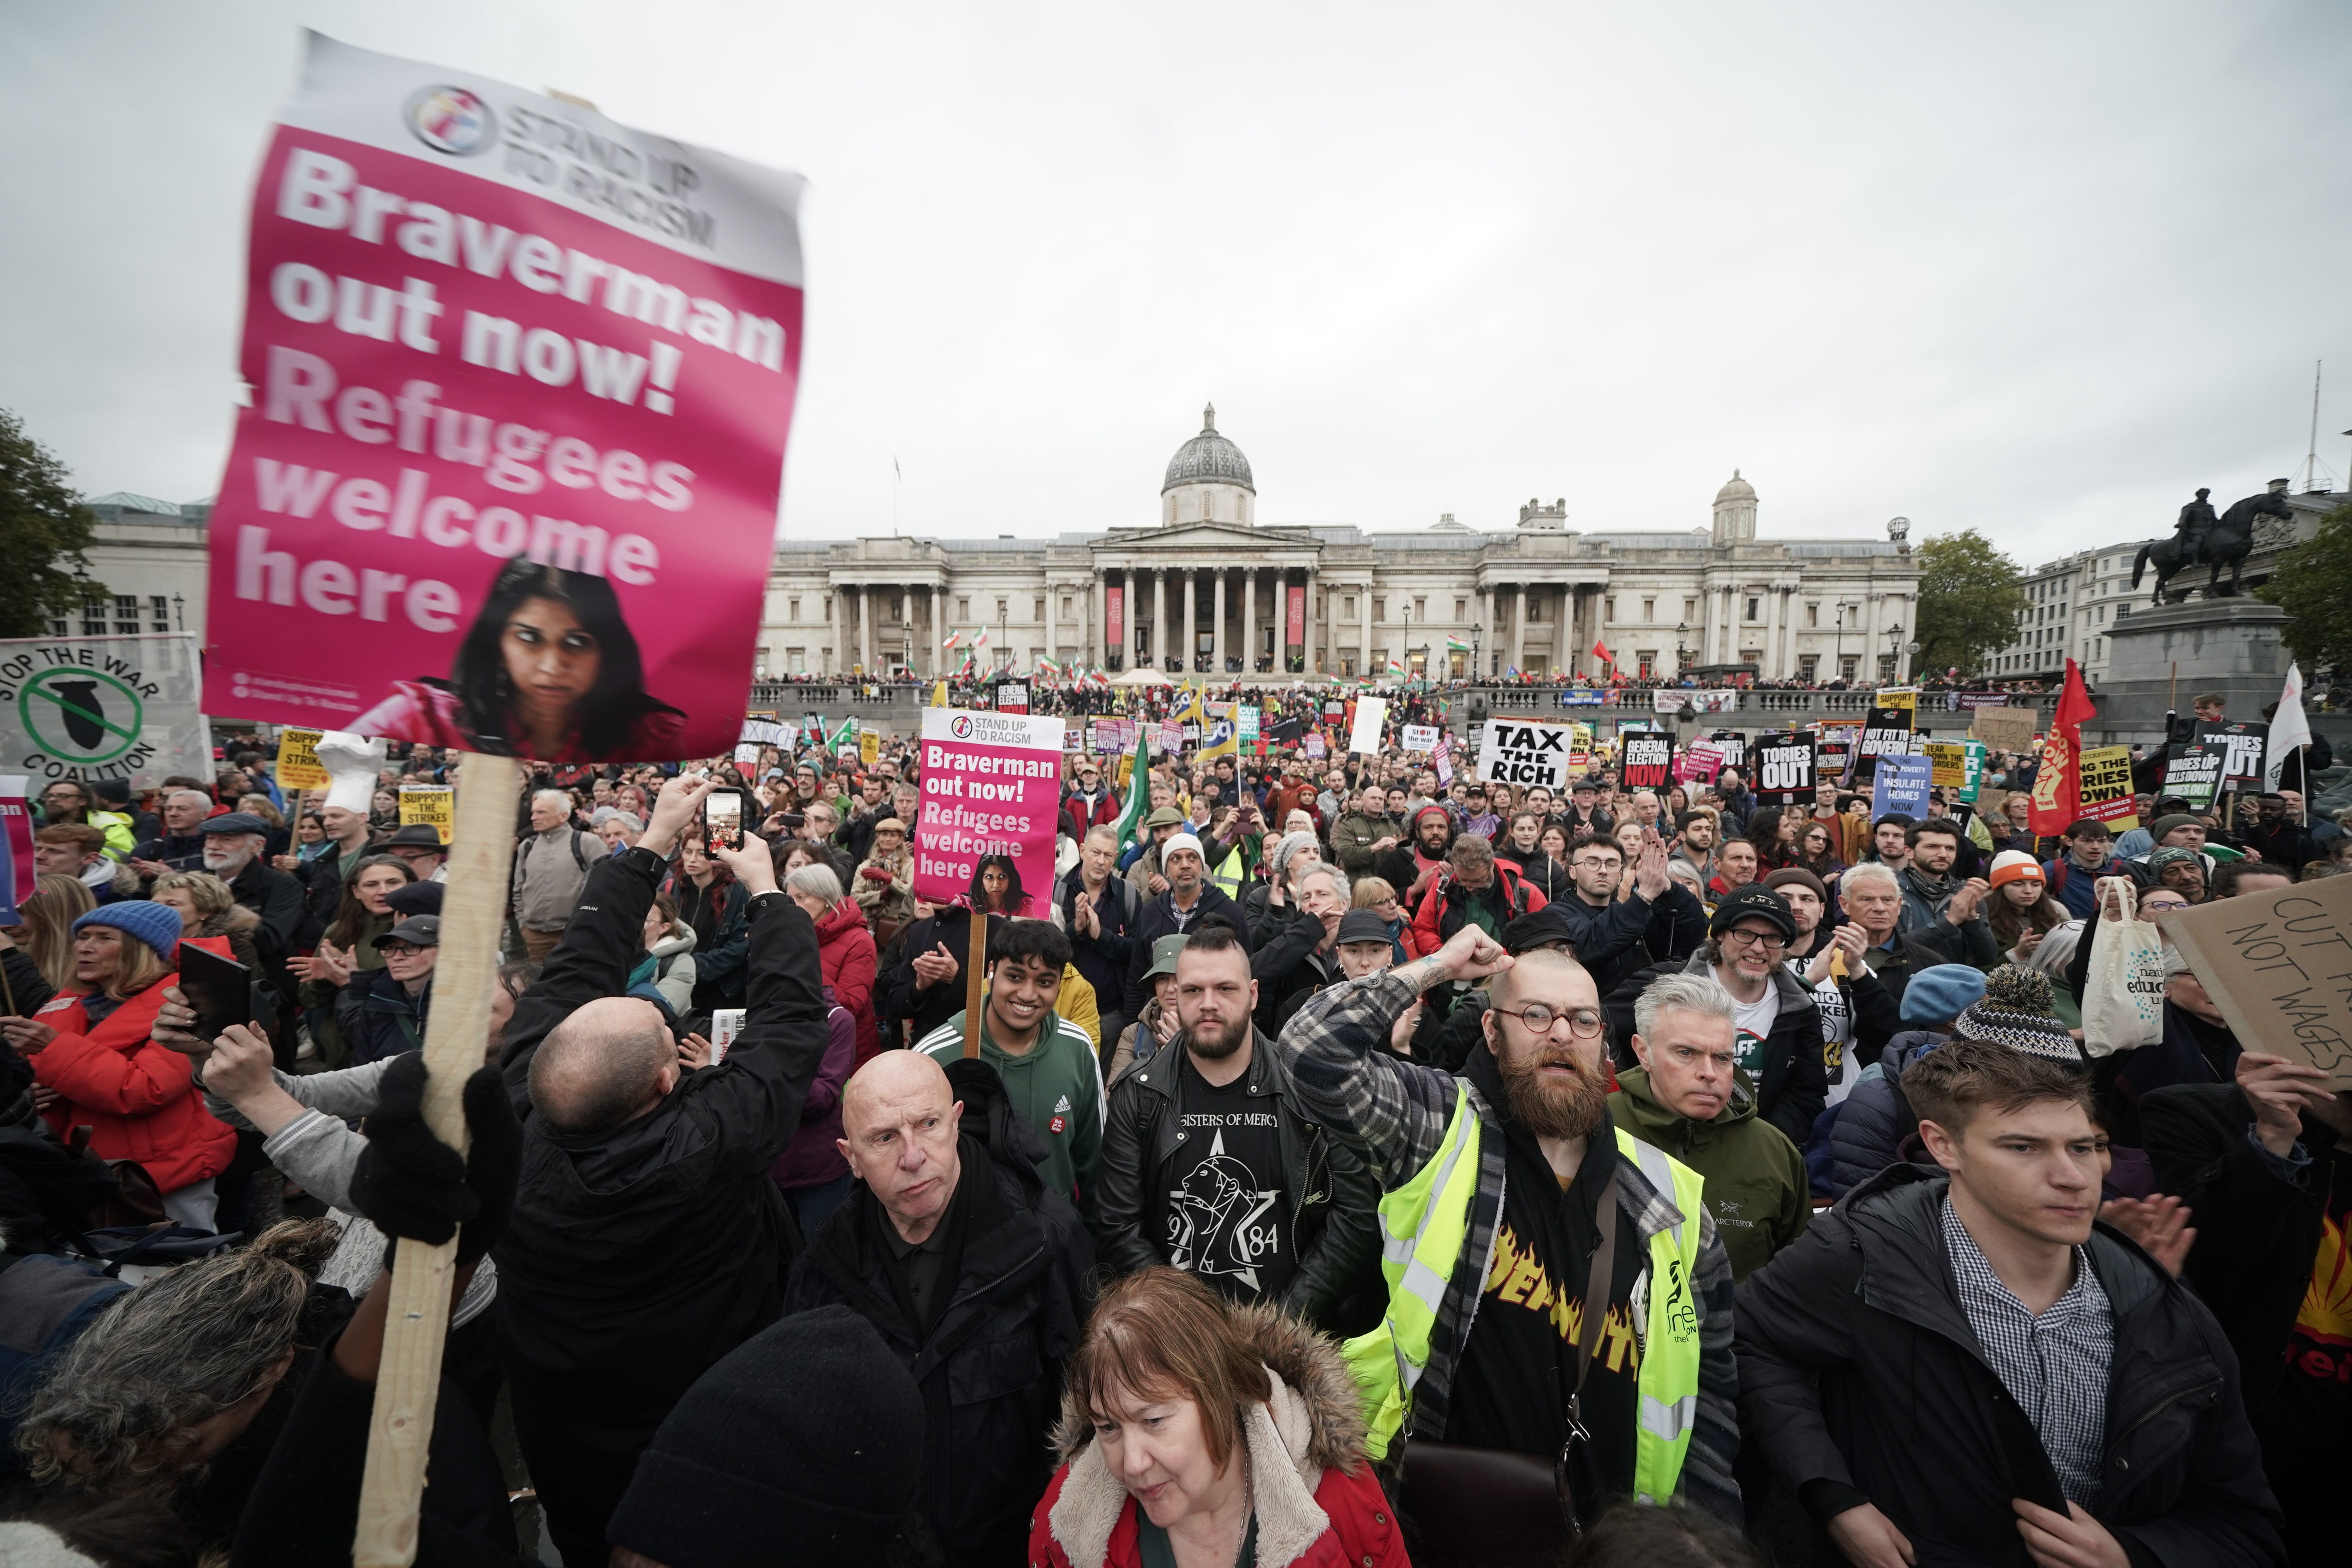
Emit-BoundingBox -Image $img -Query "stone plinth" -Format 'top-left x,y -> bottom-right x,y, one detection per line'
2087,599 -> 2289,746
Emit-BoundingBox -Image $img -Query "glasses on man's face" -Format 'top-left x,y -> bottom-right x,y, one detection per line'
1493,1002 -> 1606,1040
1571,857 -> 1619,872
1719,927 -> 1789,953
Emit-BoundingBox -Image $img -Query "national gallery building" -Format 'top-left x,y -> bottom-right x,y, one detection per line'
760,407 -> 1924,686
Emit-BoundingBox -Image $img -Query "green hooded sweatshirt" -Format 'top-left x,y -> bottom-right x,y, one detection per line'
916,1004 -> 1105,1203
1607,1064 -> 1811,1282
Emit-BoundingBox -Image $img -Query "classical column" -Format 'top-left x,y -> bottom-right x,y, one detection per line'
1505,584 -> 1524,675
1242,570 -> 1257,674
1151,569 -> 1167,668
1359,577 -> 1374,677
1863,590 -> 1883,682
1089,573 -> 1104,667
927,586 -> 940,676
1182,570 -> 1198,676
1212,569 -> 1227,675
853,586 -> 869,673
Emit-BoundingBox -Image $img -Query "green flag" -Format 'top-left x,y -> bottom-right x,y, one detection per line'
1109,721 -> 1152,850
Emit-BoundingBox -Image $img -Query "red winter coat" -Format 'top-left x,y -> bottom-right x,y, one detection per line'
1028,1303 -> 1408,1568
813,898 -> 880,1063
31,936 -> 238,1195
1405,863 -> 1547,959
1063,789 -> 1119,844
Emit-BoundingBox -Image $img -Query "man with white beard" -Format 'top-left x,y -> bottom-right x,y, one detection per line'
200,811 -> 308,1000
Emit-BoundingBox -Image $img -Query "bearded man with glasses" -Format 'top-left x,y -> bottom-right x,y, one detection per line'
1272,924 -> 1743,1551
1603,887 -> 1827,1147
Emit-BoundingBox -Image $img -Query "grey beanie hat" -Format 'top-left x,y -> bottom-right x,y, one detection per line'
1270,829 -> 1321,880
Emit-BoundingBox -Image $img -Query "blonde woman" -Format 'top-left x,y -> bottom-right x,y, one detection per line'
0,873 -> 96,1014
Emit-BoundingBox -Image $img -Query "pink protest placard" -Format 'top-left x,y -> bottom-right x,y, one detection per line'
203,34 -> 804,762
913,709 -> 1067,910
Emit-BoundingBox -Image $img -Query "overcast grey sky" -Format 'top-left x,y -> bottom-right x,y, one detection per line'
5,1 -> 2348,568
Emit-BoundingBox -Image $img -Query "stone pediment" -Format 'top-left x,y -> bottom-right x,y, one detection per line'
1114,522 -> 1283,554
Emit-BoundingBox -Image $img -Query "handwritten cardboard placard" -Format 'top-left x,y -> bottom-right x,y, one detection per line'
2161,872 -> 2352,1089
1971,706 -> 2038,752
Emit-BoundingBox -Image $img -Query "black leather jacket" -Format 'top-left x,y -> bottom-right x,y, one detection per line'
1089,1029 -> 1381,1336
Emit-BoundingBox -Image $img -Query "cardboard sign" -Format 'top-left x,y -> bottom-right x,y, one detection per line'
1348,697 -> 1388,756
1970,706 -> 2039,752
2195,721 -> 2270,791
1752,731 -> 1817,805
2077,745 -> 2139,830
1475,720 -> 1579,789
911,708 -> 1066,905
1401,724 -> 1440,753
276,727 -> 330,791
1621,734 -> 1675,790
2162,744 -> 2225,809
398,784 -> 454,843
2161,871 -> 2352,1089
203,35 -> 806,762
1870,753 -> 1933,821
0,633 -> 214,791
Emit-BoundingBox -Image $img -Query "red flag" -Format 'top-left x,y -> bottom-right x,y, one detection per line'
1591,637 -> 1613,666
2027,659 -> 2095,835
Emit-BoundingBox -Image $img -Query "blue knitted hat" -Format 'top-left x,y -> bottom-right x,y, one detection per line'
1900,963 -> 1987,1026
73,901 -> 183,962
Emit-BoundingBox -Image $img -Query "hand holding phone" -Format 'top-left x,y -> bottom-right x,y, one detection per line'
702,789 -> 746,852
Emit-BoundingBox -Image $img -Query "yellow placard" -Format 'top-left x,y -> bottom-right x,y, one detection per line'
2076,745 -> 2139,831
1922,740 -> 1968,790
859,728 -> 881,766
1873,687 -> 1919,715
276,728 -> 329,791
398,785 -> 454,844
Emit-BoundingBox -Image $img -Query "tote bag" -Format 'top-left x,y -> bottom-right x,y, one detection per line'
2081,880 -> 2166,1056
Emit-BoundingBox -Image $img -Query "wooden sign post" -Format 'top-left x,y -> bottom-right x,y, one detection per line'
354,751 -> 523,1566
964,906 -> 988,1060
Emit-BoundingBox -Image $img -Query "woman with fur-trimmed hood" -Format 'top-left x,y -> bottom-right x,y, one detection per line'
1031,1267 -> 1407,1568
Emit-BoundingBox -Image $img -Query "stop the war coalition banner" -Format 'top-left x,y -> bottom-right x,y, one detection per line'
913,709 -> 1066,904
204,34 -> 805,761
0,635 -> 213,789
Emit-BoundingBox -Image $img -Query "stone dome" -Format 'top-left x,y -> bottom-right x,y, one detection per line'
1162,404 -> 1255,494
1714,469 -> 1755,505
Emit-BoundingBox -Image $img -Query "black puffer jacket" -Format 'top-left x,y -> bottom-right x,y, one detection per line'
1121,885 -> 1252,1016
1088,1028 -> 1381,1335
1736,1164 -> 2285,1568
786,1061 -> 1095,1568
1556,886 -> 1708,1000
1604,952 -> 1825,1146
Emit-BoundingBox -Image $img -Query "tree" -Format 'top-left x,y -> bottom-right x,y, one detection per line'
0,409 -> 103,639
1913,529 -> 2028,678
2257,498 -> 2352,678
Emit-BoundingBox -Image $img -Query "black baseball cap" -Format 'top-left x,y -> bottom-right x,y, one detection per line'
1499,907 -> 1576,955
1335,910 -> 1394,948
1709,886 -> 1795,941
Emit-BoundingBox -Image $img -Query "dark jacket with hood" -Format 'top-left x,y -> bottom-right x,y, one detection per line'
882,906 -> 1010,1047
1249,907 -> 1344,1036
1735,1163 -> 2285,1567
1122,884 -> 1252,1016
786,1060 -> 1096,1568
1555,884 -> 1708,1000
1056,868 -> 1139,1025
1372,809 -> 1453,899
1818,1029 -> 1944,1200
1605,951 -> 1826,1147
494,846 -> 829,1457
1609,1064 -> 1809,1282
336,967 -> 431,1068
1089,1026 -> 1381,1335
672,869 -> 751,1012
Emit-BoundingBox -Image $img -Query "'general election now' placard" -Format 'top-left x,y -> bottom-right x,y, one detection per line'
204,34 -> 805,762
913,709 -> 1066,906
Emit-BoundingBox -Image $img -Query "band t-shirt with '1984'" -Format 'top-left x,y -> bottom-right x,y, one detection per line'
1157,1054 -> 1295,1305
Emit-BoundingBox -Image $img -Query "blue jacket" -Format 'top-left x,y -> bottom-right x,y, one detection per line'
1812,1029 -> 1944,1200
2042,853 -> 2108,920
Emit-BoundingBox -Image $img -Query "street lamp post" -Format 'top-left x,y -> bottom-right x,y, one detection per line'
1674,621 -> 1690,681
1883,622 -> 1904,684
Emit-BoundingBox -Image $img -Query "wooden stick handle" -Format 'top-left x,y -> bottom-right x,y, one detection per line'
354,751 -> 523,1567
963,904 -> 988,1060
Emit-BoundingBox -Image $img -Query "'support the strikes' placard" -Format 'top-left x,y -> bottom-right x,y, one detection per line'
2163,871 -> 2352,1090
912,709 -> 1065,904
0,635 -> 212,789
2077,745 -> 2140,829
397,783 -> 454,842
276,727 -> 330,790
1475,720 -> 1577,788
204,34 -> 806,762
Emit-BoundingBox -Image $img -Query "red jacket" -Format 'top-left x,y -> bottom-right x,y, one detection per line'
1405,863 -> 1547,959
813,898 -> 880,1064
1063,789 -> 1120,844
1029,1461 -> 1404,1568
32,936 -> 238,1194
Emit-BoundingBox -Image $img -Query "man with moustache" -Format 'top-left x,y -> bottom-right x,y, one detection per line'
1272,924 -> 1742,1544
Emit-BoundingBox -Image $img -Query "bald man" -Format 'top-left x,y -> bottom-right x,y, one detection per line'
494,773 -> 830,1568
788,1049 -> 1094,1567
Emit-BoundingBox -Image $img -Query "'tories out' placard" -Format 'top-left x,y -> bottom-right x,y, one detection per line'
204,33 -> 805,762
913,709 -> 1066,908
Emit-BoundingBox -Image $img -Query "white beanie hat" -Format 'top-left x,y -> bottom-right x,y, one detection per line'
1162,832 -> 1206,866
1987,849 -> 2042,889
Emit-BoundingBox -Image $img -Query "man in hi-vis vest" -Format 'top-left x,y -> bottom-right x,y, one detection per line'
1273,923 -> 1742,1544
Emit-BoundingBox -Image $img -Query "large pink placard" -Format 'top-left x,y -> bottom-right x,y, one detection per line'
203,35 -> 804,762
914,709 -> 1067,910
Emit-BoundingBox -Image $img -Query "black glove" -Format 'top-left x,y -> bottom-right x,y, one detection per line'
350,1053 -> 523,1265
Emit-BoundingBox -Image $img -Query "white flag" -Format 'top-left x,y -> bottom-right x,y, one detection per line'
2264,662 -> 2313,791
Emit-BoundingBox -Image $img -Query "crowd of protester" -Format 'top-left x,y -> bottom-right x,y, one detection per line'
0,681 -> 2343,1568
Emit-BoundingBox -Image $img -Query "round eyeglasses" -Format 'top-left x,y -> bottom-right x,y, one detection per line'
1491,1003 -> 1605,1039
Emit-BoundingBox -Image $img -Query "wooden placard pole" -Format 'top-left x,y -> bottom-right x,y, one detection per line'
962,902 -> 988,1060
354,751 -> 523,1567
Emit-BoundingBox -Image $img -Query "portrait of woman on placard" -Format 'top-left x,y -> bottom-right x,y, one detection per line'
353,561 -> 686,762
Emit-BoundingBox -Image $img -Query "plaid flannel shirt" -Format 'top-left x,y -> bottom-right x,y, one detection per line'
1270,969 -> 1744,1523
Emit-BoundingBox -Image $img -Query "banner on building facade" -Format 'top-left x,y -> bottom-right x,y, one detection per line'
912,708 -> 1065,904
1286,586 -> 1305,649
202,34 -> 806,763
0,633 -> 212,790
1106,586 -> 1125,652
